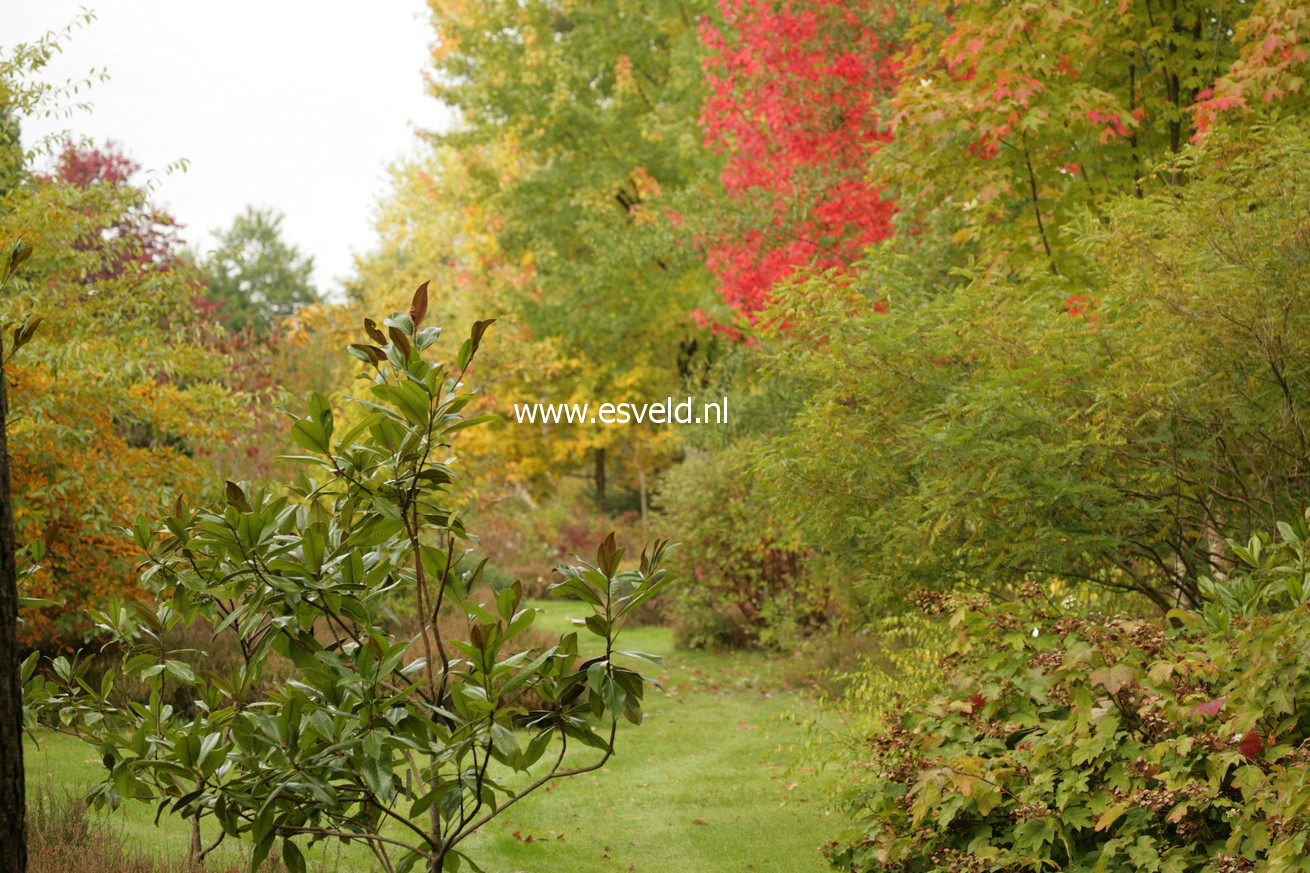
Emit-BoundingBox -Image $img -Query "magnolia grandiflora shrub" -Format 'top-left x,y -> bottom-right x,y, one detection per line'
827,590 -> 1310,872
26,285 -> 675,873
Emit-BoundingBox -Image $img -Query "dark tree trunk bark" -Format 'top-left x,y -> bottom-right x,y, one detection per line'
0,341 -> 27,872
594,448 -> 607,515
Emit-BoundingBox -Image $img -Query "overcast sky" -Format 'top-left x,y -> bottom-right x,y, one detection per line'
8,1 -> 453,297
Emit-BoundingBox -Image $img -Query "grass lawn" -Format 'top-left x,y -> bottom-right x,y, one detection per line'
25,599 -> 838,872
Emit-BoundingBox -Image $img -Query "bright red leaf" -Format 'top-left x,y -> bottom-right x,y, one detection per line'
1188,697 -> 1227,717
1238,728 -> 1263,761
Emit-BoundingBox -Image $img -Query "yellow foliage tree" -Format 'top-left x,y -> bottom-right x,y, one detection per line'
1,136 -> 246,644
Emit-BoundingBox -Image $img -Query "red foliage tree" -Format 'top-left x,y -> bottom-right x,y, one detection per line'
697,0 -> 898,328
52,142 -> 187,283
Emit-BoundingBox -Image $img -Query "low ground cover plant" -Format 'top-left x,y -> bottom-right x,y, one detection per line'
828,568 -> 1310,872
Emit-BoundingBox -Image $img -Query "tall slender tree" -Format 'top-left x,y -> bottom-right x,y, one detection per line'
420,0 -> 721,508
0,239 -> 35,873
1,30 -> 52,872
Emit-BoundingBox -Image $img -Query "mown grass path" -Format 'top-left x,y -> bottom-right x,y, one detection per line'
26,600 -> 836,872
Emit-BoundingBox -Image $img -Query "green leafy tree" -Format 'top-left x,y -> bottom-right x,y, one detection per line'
204,206 -> 320,335
872,0 -> 1306,283
757,119 -> 1310,613
420,0 -> 722,510
28,286 -> 675,873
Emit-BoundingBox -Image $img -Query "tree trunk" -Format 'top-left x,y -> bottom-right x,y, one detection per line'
0,340 -> 27,873
594,448 -> 607,515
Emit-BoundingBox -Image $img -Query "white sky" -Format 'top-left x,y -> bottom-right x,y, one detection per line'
7,1 -> 453,297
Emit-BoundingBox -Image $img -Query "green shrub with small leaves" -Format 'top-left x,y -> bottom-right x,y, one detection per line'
827,586 -> 1310,872
656,442 -> 837,648
25,285 -> 676,873
754,120 -> 1310,615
